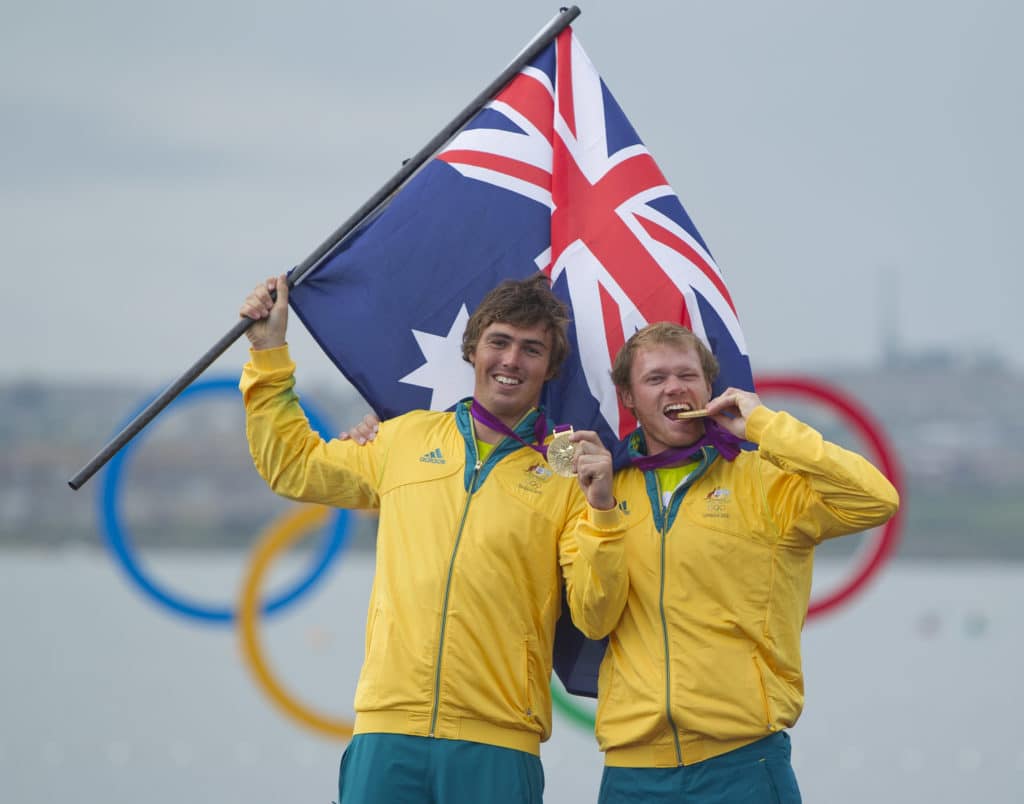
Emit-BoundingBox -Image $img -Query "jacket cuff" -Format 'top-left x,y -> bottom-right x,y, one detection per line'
587,504 -> 623,532
249,344 -> 293,371
743,405 -> 775,443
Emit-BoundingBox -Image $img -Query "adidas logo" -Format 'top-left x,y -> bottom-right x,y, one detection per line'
419,448 -> 446,464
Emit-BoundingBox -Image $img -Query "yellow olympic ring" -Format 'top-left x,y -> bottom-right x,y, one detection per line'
238,504 -> 355,740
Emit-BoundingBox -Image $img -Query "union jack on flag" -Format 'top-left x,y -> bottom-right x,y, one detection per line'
290,27 -> 753,452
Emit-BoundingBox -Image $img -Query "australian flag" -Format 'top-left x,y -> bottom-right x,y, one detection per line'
288,29 -> 754,697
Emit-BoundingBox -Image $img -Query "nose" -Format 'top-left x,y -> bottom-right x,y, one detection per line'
499,344 -> 522,367
664,374 -> 685,394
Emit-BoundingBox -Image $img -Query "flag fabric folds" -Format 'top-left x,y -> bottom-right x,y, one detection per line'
288,29 -> 754,697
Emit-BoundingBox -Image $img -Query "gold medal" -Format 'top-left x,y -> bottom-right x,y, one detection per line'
670,408 -> 708,420
546,427 -> 577,477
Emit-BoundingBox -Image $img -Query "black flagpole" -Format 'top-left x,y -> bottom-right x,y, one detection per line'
68,6 -> 581,491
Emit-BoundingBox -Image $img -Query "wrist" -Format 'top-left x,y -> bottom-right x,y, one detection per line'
249,336 -> 286,351
589,495 -> 617,512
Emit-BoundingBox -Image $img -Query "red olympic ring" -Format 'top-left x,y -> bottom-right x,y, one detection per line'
755,375 -> 905,618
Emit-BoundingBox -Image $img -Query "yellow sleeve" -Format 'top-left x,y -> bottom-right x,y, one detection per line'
745,406 -> 900,545
559,491 -> 629,640
239,345 -> 382,510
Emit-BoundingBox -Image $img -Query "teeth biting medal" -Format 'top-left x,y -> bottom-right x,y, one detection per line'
670,408 -> 708,420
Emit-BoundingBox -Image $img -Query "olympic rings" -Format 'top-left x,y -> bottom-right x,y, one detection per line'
238,503 -> 355,739
551,678 -> 596,731
98,375 -> 352,624
104,374 -> 900,737
755,375 -> 905,618
549,375 -> 905,729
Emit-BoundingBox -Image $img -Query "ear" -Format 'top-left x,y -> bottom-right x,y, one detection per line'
619,386 -> 635,411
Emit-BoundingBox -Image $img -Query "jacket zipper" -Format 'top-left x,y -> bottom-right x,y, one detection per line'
429,457 -> 482,737
658,481 -> 684,765
427,408 -> 536,737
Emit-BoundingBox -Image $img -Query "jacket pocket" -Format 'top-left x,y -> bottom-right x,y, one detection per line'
594,657 -> 618,728
523,636 -> 538,720
355,606 -> 389,704
752,654 -> 773,727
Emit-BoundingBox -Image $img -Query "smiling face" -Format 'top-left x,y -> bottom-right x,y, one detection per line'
469,321 -> 554,428
620,342 -> 713,456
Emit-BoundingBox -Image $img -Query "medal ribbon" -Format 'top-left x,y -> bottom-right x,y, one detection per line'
470,400 -> 569,458
630,418 -> 744,470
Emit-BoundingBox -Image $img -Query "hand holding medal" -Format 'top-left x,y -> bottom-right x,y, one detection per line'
546,427 -> 616,511
468,400 -> 615,511
704,387 -> 763,440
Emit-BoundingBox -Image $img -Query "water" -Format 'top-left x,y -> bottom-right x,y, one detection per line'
1,549 -> 1021,803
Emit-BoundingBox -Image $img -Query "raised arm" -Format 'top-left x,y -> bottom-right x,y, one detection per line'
709,387 -> 900,544
239,277 -> 381,510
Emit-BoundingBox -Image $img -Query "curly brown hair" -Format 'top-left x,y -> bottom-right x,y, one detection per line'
462,274 -> 571,378
610,322 -> 719,390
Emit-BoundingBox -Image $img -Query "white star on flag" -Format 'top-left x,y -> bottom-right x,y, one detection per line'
398,304 -> 475,411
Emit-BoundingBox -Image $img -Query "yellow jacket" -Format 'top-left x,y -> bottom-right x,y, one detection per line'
580,406 -> 899,767
241,346 -> 626,755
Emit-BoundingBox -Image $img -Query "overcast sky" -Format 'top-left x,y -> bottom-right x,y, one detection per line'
4,0 -> 1021,389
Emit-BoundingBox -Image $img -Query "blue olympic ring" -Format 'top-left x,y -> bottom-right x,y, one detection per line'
98,375 -> 351,624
